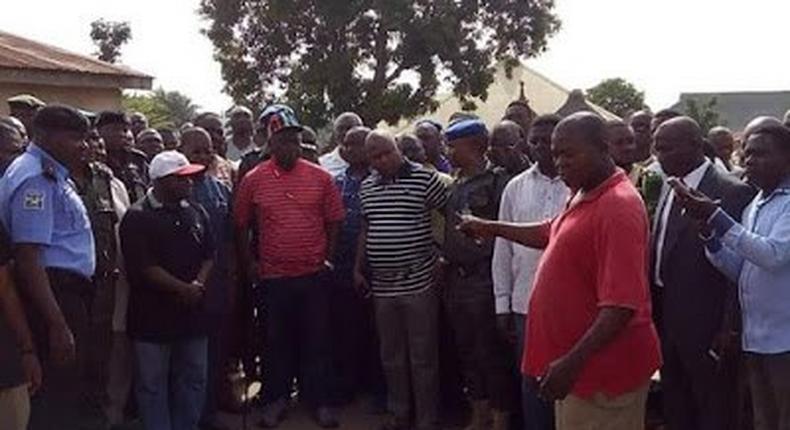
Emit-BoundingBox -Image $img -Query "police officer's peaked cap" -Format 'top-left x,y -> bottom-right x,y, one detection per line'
7,94 -> 45,109
32,104 -> 90,134
95,111 -> 131,129
445,118 -> 488,142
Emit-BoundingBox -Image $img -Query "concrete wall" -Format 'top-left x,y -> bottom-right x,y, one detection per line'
0,83 -> 122,116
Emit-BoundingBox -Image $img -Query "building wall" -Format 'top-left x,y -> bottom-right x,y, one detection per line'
0,83 -> 122,116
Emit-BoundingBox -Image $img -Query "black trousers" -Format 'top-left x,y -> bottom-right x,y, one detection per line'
443,268 -> 515,411
328,270 -> 385,404
661,335 -> 738,430
28,269 -> 106,430
261,272 -> 332,408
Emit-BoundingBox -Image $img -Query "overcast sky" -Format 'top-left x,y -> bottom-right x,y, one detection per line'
1,0 -> 788,114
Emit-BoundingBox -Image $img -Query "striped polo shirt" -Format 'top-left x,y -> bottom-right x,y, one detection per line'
360,161 -> 449,297
234,158 -> 345,279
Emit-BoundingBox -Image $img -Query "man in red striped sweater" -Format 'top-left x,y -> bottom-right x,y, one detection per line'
234,105 -> 345,428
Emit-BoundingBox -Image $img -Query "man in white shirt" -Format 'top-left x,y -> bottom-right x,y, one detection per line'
319,112 -> 363,177
492,114 -> 569,430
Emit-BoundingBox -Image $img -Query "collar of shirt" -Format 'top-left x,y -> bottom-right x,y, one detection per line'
145,189 -> 189,209
682,158 -> 711,189
371,160 -> 419,185
754,175 -> 790,208
269,158 -> 307,178
27,143 -> 68,180
526,163 -> 564,184
569,169 -> 629,207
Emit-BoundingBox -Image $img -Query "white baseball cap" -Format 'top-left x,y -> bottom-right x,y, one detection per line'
149,150 -> 205,180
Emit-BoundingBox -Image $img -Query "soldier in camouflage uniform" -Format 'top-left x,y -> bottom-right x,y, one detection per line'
96,111 -> 150,204
71,135 -> 129,428
441,119 -> 515,430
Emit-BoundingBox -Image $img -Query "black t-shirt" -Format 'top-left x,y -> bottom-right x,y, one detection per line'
120,196 -> 215,342
0,224 -> 25,388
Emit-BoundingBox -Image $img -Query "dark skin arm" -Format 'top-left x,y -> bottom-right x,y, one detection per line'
234,224 -> 258,284
325,221 -> 341,264
539,306 -> 635,401
14,244 -> 75,365
457,215 -> 551,250
142,265 -> 205,305
0,264 -> 42,394
352,219 -> 370,296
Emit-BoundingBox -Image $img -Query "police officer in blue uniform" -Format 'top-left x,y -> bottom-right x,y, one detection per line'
0,104 -> 100,429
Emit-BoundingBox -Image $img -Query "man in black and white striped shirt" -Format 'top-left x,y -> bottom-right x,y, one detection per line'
354,130 -> 449,430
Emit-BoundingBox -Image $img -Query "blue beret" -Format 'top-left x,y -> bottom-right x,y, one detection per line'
445,118 -> 488,141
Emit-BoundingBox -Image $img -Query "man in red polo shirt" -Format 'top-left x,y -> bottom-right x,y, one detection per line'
234,105 -> 345,428
460,112 -> 661,429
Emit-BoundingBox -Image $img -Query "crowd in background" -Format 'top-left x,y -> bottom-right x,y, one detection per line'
1,90 -> 790,430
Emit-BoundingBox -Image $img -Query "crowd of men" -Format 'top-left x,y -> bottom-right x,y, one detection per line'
0,89 -> 790,430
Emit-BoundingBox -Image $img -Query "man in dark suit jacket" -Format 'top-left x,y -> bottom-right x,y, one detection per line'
652,117 -> 755,430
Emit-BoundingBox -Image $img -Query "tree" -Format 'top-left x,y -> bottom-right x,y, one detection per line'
199,0 -> 561,128
121,88 -> 200,129
684,97 -> 724,133
153,89 -> 200,127
90,19 -> 132,64
586,78 -> 646,118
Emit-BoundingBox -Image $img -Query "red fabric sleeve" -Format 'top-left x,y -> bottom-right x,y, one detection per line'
594,201 -> 649,310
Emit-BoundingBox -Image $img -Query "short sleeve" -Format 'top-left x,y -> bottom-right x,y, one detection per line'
233,173 -> 255,229
425,171 -> 450,210
594,201 -> 649,309
8,176 -> 55,246
119,210 -> 155,270
323,174 -> 345,223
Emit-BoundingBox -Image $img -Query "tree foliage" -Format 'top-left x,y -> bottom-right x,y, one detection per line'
586,78 -> 646,118
199,0 -> 561,127
90,19 -> 132,64
121,88 -> 200,129
684,97 -> 723,133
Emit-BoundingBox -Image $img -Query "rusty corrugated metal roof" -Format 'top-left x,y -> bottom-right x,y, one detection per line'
0,30 -> 151,79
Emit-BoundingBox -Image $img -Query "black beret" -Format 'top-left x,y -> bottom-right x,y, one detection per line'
32,104 -> 90,135
95,111 -> 130,129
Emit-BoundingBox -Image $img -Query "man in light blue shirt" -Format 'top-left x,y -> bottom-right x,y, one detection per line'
0,105 -> 99,429
670,119 -> 790,430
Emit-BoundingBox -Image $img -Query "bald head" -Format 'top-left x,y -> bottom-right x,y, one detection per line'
366,130 -> 403,177
333,112 -> 364,146
746,116 -> 785,138
551,112 -> 617,191
492,120 -> 524,143
554,112 -> 608,152
654,116 -> 706,177
657,117 -> 704,144
179,127 -> 214,168
341,125 -> 372,168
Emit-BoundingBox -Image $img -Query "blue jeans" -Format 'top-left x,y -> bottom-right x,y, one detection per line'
134,337 -> 208,430
515,315 -> 554,430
